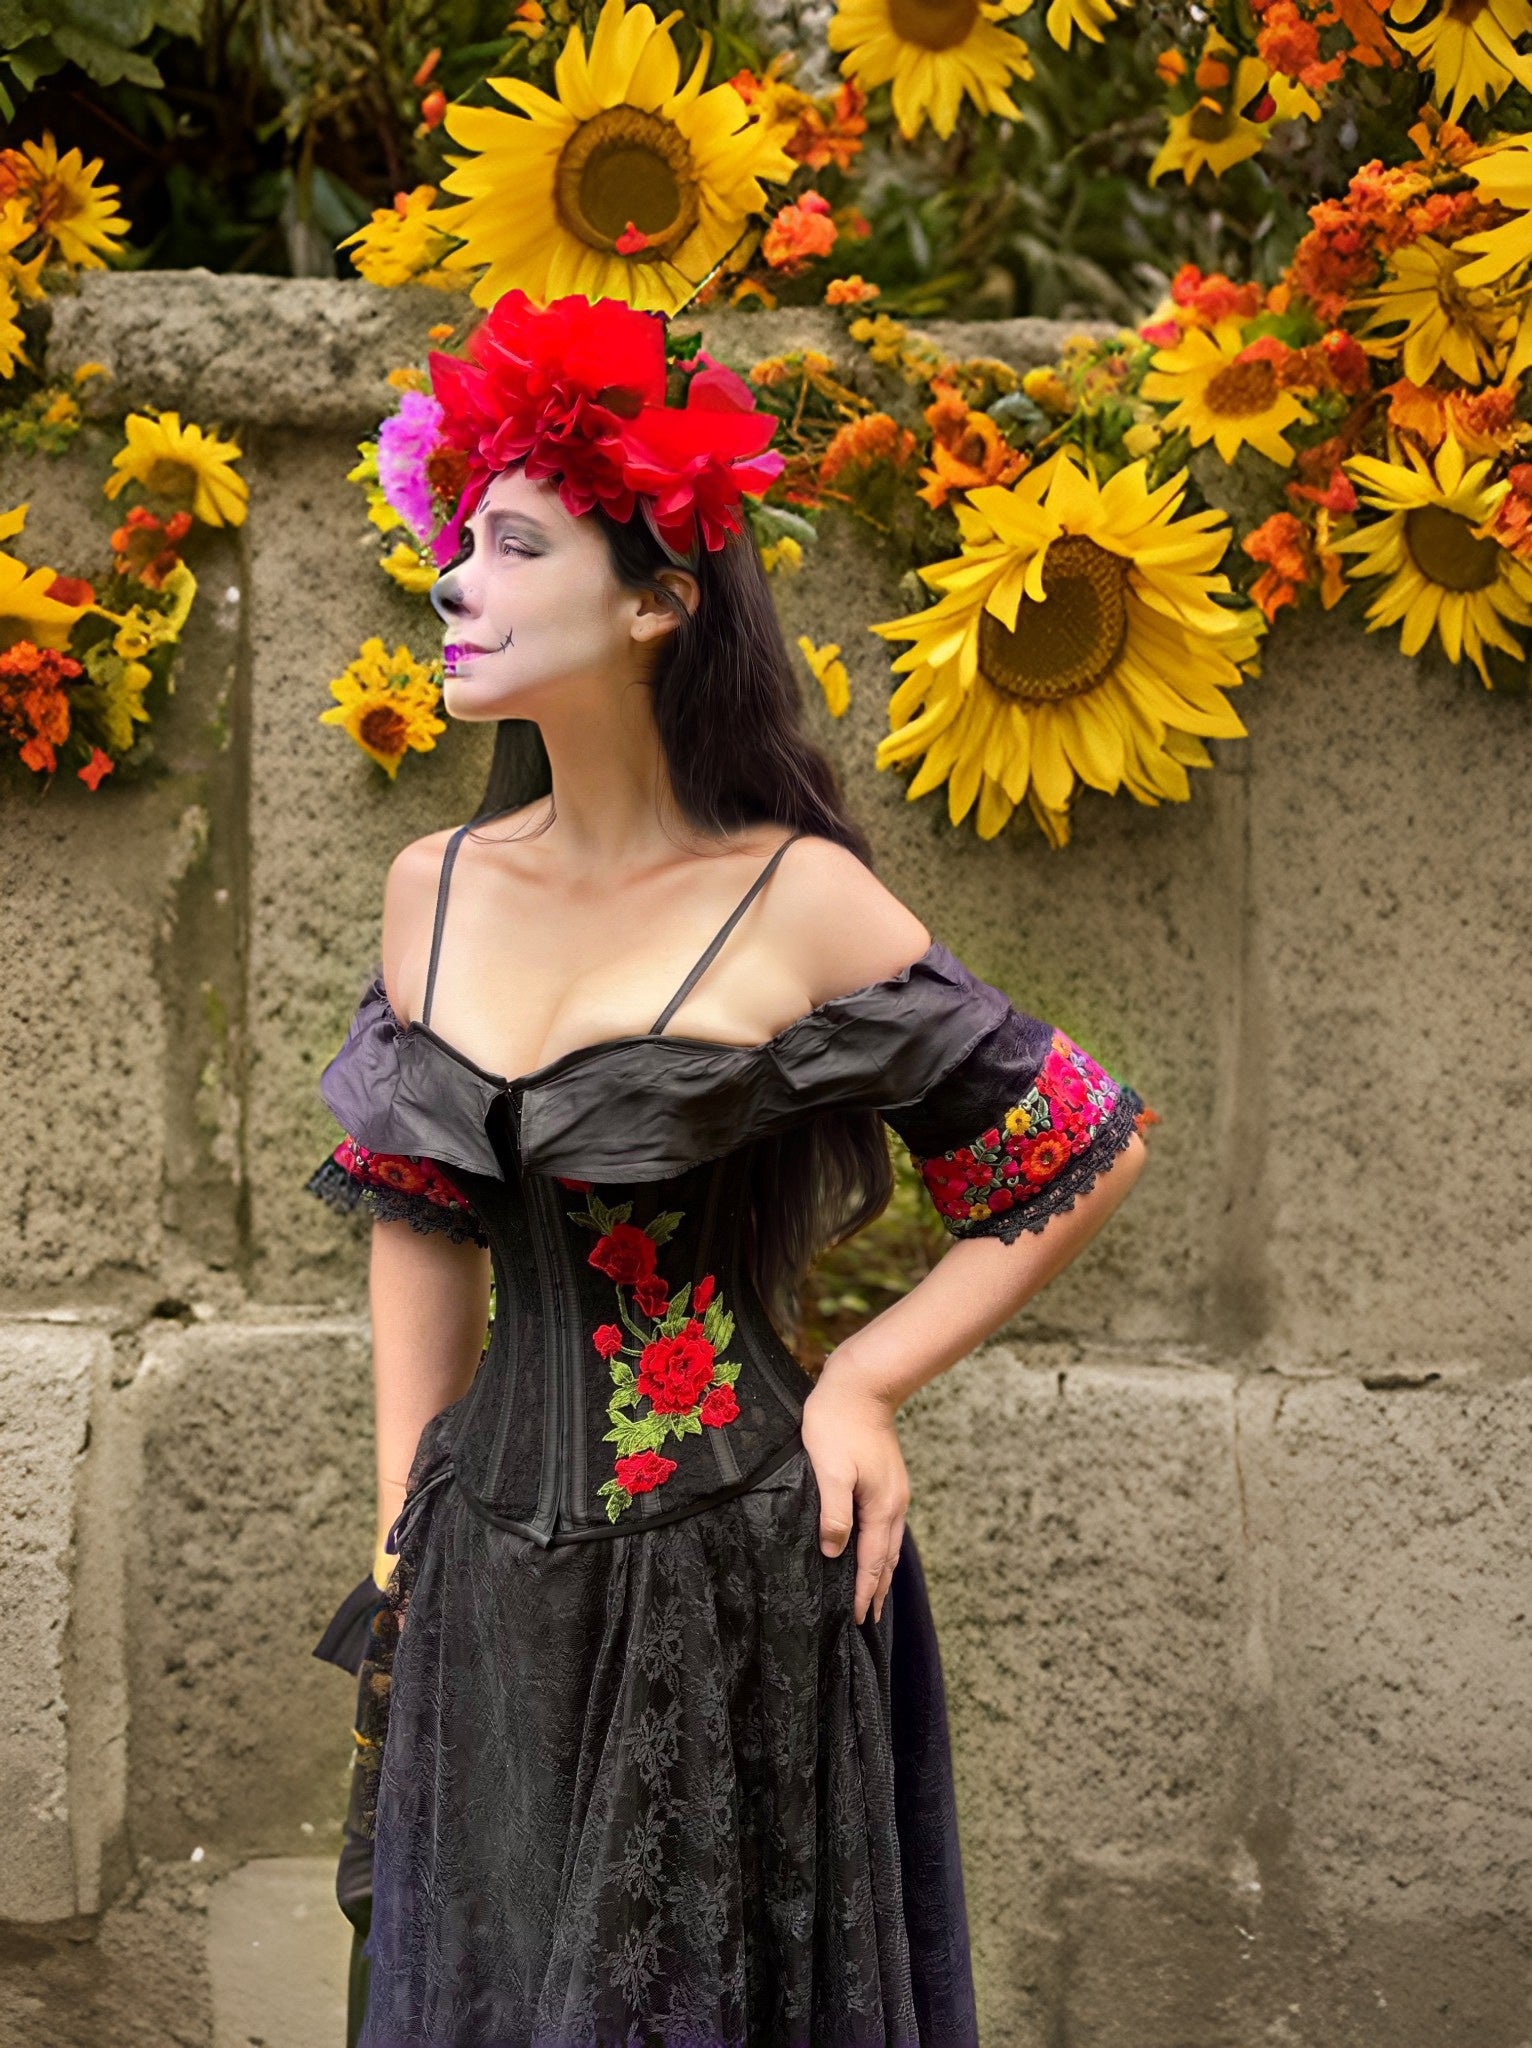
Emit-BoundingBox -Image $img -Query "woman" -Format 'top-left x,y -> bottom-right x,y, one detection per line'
308,290 -> 1152,2048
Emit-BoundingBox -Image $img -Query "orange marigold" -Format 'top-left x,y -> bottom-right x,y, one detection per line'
1492,466 -> 1532,562
1170,264 -> 1266,327
916,381 -> 1027,508
819,413 -> 918,486
762,192 -> 837,272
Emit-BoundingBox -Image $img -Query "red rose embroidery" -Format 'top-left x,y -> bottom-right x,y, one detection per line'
556,1176 -> 593,1191
633,1273 -> 670,1318
699,1384 -> 739,1427
693,1273 -> 716,1313
615,1450 -> 677,1495
636,1322 -> 716,1413
591,1323 -> 624,1359
588,1221 -> 658,1286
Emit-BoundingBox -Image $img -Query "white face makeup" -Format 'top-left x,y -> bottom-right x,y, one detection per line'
428,465 -> 646,721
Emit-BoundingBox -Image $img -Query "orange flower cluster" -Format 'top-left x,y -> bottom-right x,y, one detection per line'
0,642 -> 80,775
1286,147 -> 1494,321
110,504 -> 192,588
1251,0 -> 1397,96
1243,508 -> 1347,620
819,411 -> 919,487
763,190 -> 839,271
917,380 -> 1028,508
1491,466 -> 1532,563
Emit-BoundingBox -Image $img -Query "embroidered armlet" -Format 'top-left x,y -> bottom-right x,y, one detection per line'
910,1029 -> 1153,1245
306,1137 -> 489,1248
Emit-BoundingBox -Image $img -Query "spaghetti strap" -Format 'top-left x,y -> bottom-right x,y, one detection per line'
649,829 -> 806,1036
421,824 -> 473,1029
422,804 -> 527,1026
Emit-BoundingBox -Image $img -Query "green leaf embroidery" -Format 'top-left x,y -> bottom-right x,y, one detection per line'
712,1358 -> 741,1388
597,1480 -> 632,1524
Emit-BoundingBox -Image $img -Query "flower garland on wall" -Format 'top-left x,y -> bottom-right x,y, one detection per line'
322,0 -> 1532,846
0,136 -> 248,790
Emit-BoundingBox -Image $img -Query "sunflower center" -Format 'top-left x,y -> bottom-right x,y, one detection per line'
1448,0 -> 1487,20
144,455 -> 198,501
1202,358 -> 1278,417
1188,101 -> 1234,142
1404,504 -> 1502,592
555,106 -> 700,260
359,703 -> 410,755
978,535 -> 1130,704
887,0 -> 981,47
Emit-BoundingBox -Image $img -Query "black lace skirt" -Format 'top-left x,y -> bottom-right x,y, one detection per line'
319,1443 -> 977,2048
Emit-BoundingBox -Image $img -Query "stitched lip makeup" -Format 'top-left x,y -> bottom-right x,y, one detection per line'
443,629 -> 513,670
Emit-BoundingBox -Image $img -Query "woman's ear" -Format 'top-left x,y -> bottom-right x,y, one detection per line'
632,569 -> 700,641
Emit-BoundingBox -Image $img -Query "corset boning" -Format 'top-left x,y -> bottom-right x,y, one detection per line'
425,1145 -> 815,1547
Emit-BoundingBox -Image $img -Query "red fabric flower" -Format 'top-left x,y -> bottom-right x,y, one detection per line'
556,1176 -> 593,1191
588,1221 -> 658,1287
1017,1131 -> 1074,1184
636,1324 -> 716,1413
426,290 -> 783,564
335,1135 -> 471,1210
699,1384 -> 739,1428
591,1323 -> 624,1360
633,1274 -> 670,1317
615,1449 -> 677,1495
692,1273 -> 716,1313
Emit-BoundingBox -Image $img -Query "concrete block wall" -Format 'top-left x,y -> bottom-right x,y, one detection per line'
2,271 -> 1528,2045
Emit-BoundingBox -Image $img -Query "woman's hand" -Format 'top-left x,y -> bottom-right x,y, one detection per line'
800,1356 -> 909,1626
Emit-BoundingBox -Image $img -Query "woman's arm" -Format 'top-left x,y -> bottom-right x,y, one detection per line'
801,1126 -> 1150,1627
368,1219 -> 492,1589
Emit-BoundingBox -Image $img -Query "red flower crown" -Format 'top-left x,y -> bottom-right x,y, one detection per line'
426,289 -> 785,568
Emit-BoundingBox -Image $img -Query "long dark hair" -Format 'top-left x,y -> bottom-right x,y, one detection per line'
463,485 -> 895,1347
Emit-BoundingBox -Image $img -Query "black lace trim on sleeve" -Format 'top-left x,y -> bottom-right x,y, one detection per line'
305,1154 -> 490,1249
940,1086 -> 1144,1245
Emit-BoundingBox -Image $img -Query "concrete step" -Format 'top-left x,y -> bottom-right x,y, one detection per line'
207,1859 -> 351,2048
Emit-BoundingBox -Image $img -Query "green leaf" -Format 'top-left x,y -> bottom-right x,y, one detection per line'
673,1410 -> 702,1438
597,1481 -> 631,1523
607,1389 -> 636,1420
646,1209 -> 683,1245
0,3 -> 48,45
4,32 -> 66,85
667,1280 -> 692,1321
605,1413 -> 667,1456
610,1360 -> 635,1388
712,1359 -> 741,1388
49,23 -> 162,85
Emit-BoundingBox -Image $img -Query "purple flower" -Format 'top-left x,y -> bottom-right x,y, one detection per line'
377,390 -> 443,544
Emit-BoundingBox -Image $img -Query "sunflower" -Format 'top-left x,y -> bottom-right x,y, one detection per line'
1031,0 -> 1125,47
0,547 -> 87,652
1149,45 -> 1318,186
320,639 -> 446,777
1353,236 -> 1528,386
1387,0 -> 1532,118
1456,135 -> 1532,291
1141,318 -> 1314,466
0,270 -> 23,380
338,185 -> 460,289
431,0 -> 797,315
103,413 -> 248,527
1331,433 -> 1532,685
826,0 -> 1034,142
798,635 -> 850,715
9,134 -> 130,269
870,448 -> 1255,841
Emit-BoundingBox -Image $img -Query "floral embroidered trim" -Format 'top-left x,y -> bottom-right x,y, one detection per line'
306,1137 -> 488,1246
558,1177 -> 745,1524
912,1028 -> 1149,1242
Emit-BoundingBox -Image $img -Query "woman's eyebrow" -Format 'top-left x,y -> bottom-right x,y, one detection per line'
487,510 -> 550,539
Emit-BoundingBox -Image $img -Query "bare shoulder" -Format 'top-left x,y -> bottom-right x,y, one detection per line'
767,831 -> 932,1003
380,826 -> 459,1019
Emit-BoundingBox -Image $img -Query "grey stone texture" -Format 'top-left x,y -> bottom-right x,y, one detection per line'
4,273 -> 1529,2044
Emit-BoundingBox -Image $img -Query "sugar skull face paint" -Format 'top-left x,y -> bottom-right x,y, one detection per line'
426,463 -> 644,725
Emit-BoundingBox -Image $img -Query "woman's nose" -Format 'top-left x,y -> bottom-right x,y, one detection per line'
429,569 -> 472,622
